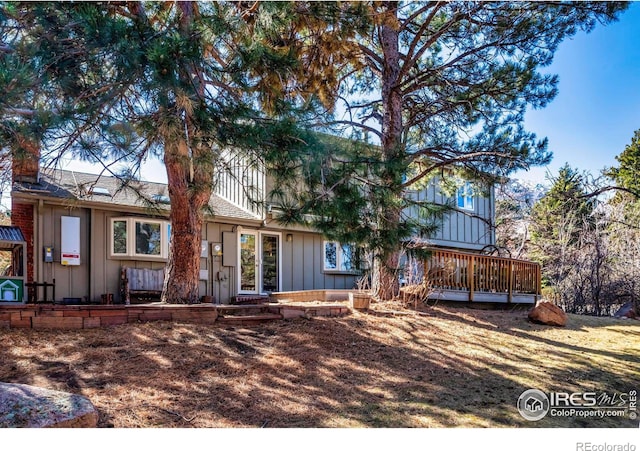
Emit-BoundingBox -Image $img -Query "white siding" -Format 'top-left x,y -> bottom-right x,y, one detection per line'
214,151 -> 265,217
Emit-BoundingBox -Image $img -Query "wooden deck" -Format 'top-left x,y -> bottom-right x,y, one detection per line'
403,248 -> 541,304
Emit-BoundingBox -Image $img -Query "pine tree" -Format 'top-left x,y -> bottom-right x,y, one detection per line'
272,1 -> 627,299
529,164 -> 596,297
606,128 -> 640,221
605,129 -> 640,312
608,129 -> 640,195
1,2 -> 364,303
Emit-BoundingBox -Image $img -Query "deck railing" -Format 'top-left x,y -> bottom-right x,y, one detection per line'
423,248 -> 541,302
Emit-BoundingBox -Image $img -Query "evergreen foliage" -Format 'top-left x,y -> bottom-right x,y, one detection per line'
528,164 -> 596,290
530,164 -> 595,247
608,129 -> 640,195
269,1 -> 627,298
0,1 -> 630,302
0,1 -> 365,303
498,158 -> 639,316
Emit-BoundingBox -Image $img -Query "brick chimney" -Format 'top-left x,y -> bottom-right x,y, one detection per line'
10,136 -> 40,287
11,136 -> 40,183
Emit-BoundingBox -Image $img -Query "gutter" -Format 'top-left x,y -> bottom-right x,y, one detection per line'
11,191 -> 264,226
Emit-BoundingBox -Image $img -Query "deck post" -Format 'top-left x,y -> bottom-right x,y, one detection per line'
507,262 -> 513,304
535,264 -> 542,303
468,255 -> 475,302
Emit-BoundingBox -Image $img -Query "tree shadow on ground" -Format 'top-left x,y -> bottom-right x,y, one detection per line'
0,307 -> 638,428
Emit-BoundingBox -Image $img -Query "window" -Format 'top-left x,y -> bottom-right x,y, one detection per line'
457,182 -> 474,210
112,220 -> 128,255
109,217 -> 170,259
135,221 -> 161,256
323,241 -> 357,272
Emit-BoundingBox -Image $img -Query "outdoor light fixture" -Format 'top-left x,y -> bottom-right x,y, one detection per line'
286,234 -> 293,242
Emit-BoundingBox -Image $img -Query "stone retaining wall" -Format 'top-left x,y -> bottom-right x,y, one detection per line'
0,304 -> 219,329
269,289 -> 354,303
273,304 -> 351,320
0,302 -> 351,330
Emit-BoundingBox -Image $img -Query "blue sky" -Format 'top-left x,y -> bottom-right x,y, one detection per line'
59,4 -> 640,186
516,2 -> 640,184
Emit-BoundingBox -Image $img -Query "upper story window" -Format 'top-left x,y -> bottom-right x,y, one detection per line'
323,241 -> 358,272
457,182 -> 474,211
110,217 -> 171,260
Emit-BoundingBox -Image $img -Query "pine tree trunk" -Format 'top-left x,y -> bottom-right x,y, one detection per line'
162,204 -> 203,304
372,251 -> 401,301
160,1 -> 212,304
161,137 -> 211,304
372,2 -> 403,301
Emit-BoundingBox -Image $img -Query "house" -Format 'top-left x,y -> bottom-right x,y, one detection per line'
525,397 -> 544,413
10,161 -> 364,304
10,151 -> 539,305
406,178 -> 496,252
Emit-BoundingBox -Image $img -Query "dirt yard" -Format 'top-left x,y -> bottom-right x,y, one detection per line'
1,304 -> 638,428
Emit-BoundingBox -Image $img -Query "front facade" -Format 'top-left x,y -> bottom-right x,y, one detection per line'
11,168 -> 367,304
10,162 -> 498,305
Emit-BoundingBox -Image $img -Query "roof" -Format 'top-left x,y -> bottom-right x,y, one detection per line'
0,226 -> 26,243
12,169 -> 262,222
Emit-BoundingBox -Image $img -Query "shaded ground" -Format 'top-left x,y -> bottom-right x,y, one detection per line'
1,305 -> 638,428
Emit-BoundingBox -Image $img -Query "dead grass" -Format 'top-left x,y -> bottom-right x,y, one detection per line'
1,305 -> 638,428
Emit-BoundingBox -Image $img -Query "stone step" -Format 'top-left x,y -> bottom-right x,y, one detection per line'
216,304 -> 271,316
232,295 -> 271,305
216,313 -> 283,325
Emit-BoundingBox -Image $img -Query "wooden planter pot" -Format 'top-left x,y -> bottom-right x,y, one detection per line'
349,291 -> 371,311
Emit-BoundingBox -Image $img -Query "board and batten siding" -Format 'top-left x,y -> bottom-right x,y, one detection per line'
32,205 -> 170,304
31,203 -> 357,304
407,180 -> 495,251
90,210 -> 167,303
32,204 -> 91,302
280,231 -> 357,292
211,227 -> 358,301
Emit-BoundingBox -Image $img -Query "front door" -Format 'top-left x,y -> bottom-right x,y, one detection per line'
238,230 -> 281,294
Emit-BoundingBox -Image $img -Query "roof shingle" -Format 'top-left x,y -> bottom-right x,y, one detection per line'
12,169 -> 262,222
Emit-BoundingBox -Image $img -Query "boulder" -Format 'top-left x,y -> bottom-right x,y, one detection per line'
0,382 -> 98,428
528,301 -> 567,327
614,301 -> 638,319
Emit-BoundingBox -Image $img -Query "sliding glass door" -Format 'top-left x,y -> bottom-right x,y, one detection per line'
239,232 -> 258,293
238,231 -> 281,294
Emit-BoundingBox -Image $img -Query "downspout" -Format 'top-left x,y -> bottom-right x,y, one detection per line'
88,207 -> 93,303
36,199 -> 44,285
490,184 -> 496,246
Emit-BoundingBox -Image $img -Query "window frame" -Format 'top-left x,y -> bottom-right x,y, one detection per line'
109,217 -> 171,260
110,219 -> 129,257
322,240 -> 360,274
456,182 -> 475,211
